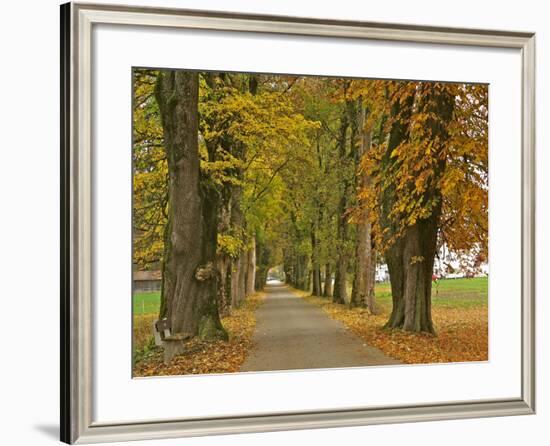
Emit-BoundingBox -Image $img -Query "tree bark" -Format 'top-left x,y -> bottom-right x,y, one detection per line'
312,266 -> 322,296
215,180 -> 233,316
295,254 -> 309,290
333,241 -> 348,304
350,101 -> 377,313
332,102 -> 351,305
229,171 -> 247,306
231,252 -> 247,307
380,92 -> 413,329
323,263 -> 332,297
366,249 -> 377,313
311,227 -> 322,296
255,241 -> 270,291
156,70 -> 227,361
216,256 -> 232,317
245,239 -> 256,296
350,219 -> 376,312
384,213 -> 440,333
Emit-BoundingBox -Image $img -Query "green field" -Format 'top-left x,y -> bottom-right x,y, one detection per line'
372,276 -> 488,310
133,291 -> 163,315
133,277 -> 488,316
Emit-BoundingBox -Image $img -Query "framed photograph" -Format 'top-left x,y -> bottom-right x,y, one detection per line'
61,2 -> 535,444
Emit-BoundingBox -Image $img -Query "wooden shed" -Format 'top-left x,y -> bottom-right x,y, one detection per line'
133,270 -> 161,293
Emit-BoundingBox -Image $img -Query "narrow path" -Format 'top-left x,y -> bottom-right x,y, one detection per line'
241,282 -> 400,372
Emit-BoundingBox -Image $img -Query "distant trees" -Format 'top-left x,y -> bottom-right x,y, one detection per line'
133,69 -> 488,346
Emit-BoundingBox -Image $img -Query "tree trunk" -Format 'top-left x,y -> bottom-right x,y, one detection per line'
295,254 -> 309,290
333,251 -> 348,304
380,92 -> 414,329
323,263 -> 332,297
350,101 -> 377,313
384,238 -> 405,328
332,102 -> 351,305
350,219 -> 376,312
284,254 -> 293,286
231,252 -> 247,306
312,266 -> 321,296
366,249 -> 377,313
332,262 -> 340,300
156,70 -> 227,361
229,168 -> 247,306
255,241 -> 270,291
216,256 -> 232,317
311,228 -> 321,296
245,240 -> 256,296
384,212 -> 440,333
333,188 -> 349,304
215,180 -> 233,317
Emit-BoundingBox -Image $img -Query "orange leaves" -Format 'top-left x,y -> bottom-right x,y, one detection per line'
353,81 -> 488,258
133,292 -> 266,377
302,295 -> 488,365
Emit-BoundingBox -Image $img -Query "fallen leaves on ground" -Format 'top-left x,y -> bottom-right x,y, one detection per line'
296,291 -> 488,365
133,292 -> 265,377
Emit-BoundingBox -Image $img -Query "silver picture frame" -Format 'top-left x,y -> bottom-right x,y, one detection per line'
60,2 -> 536,443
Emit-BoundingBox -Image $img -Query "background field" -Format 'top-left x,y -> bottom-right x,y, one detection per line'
133,277 -> 488,316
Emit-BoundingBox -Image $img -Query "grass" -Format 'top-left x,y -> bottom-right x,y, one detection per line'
372,276 -> 488,310
133,291 -> 162,315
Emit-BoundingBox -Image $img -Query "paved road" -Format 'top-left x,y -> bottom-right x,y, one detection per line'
240,282 -> 400,372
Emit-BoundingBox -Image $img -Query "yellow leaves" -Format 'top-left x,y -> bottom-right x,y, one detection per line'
201,88 -> 316,151
217,234 -> 245,258
410,255 -> 425,265
199,151 -> 244,187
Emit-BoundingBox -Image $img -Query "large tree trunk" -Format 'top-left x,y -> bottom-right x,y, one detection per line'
245,239 -> 256,296
382,85 -> 454,334
384,238 -> 405,328
384,211 -> 440,333
380,93 -> 413,329
156,71 -> 227,361
323,263 -> 332,297
350,101 -> 377,313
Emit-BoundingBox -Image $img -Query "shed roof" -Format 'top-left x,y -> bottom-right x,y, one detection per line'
133,270 -> 161,281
